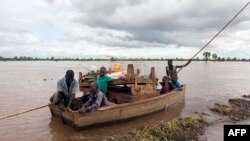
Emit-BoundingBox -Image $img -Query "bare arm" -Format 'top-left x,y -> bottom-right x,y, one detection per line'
67,79 -> 79,108
67,93 -> 75,108
176,59 -> 192,68
166,67 -> 169,76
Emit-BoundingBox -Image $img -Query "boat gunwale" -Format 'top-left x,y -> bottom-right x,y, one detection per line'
65,85 -> 186,114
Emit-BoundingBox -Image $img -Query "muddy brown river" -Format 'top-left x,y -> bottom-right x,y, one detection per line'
0,61 -> 249,141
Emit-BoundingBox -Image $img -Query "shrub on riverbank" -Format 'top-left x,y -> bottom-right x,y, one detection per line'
104,117 -> 206,141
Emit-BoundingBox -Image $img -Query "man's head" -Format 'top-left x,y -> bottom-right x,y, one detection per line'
89,81 -> 98,94
99,67 -> 106,77
65,70 -> 74,85
168,59 -> 173,66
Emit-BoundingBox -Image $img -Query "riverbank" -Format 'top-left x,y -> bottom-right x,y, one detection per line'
103,95 -> 250,141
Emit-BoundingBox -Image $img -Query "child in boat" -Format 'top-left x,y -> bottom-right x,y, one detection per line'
81,66 -> 125,104
79,81 -> 109,113
160,76 -> 174,94
97,66 -> 125,95
97,67 -> 113,96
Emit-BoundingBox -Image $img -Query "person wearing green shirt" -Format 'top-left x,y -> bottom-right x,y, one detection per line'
97,67 -> 113,95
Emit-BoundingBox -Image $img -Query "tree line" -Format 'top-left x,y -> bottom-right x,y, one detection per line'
0,53 -> 249,62
202,52 -> 250,62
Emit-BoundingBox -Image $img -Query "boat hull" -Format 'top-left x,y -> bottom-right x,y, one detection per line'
49,85 -> 186,128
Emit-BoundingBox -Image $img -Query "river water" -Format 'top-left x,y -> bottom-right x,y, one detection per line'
0,61 -> 249,141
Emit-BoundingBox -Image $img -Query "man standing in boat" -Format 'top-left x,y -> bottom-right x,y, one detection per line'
79,81 -> 109,113
50,70 -> 79,111
166,59 -> 191,89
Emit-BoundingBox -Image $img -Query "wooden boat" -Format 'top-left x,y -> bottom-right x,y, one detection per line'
49,64 -> 186,128
49,85 -> 185,128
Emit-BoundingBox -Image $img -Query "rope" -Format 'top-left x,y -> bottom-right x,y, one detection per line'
178,1 -> 250,73
0,104 -> 51,120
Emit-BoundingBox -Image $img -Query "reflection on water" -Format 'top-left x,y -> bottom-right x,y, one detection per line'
0,61 -> 250,141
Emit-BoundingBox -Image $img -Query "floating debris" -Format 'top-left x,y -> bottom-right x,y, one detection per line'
209,103 -> 232,116
210,98 -> 250,122
43,79 -> 47,81
104,117 -> 207,141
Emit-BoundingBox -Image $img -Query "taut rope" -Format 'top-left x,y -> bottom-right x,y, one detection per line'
0,104 -> 51,120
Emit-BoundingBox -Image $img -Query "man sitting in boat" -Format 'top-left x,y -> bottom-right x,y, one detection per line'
166,59 -> 191,89
79,81 -> 109,113
50,70 -> 79,111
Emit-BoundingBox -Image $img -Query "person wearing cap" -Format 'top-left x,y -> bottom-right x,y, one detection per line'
50,70 -> 79,111
166,59 -> 191,89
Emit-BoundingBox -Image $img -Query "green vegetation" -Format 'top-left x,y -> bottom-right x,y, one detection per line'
104,117 -> 206,141
203,52 -> 211,62
212,53 -> 218,60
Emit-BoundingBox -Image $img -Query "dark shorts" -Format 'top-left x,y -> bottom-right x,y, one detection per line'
172,81 -> 181,88
81,94 -> 91,104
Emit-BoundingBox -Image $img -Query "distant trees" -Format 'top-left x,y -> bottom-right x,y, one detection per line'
0,54 -> 249,62
110,57 -> 116,61
203,52 -> 211,62
232,57 -> 237,61
212,53 -> 218,61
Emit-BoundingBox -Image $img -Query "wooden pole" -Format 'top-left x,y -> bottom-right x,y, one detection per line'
177,1 -> 250,73
0,104 -> 51,120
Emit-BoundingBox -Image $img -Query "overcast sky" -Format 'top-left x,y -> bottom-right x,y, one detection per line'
0,0 -> 250,59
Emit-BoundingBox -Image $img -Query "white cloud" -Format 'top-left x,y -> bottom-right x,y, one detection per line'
0,0 -> 250,58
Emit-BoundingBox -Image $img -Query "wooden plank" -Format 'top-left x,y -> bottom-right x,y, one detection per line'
110,77 -> 157,85
108,91 -> 158,103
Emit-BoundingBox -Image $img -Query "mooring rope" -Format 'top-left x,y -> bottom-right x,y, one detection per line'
0,104 -> 51,120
